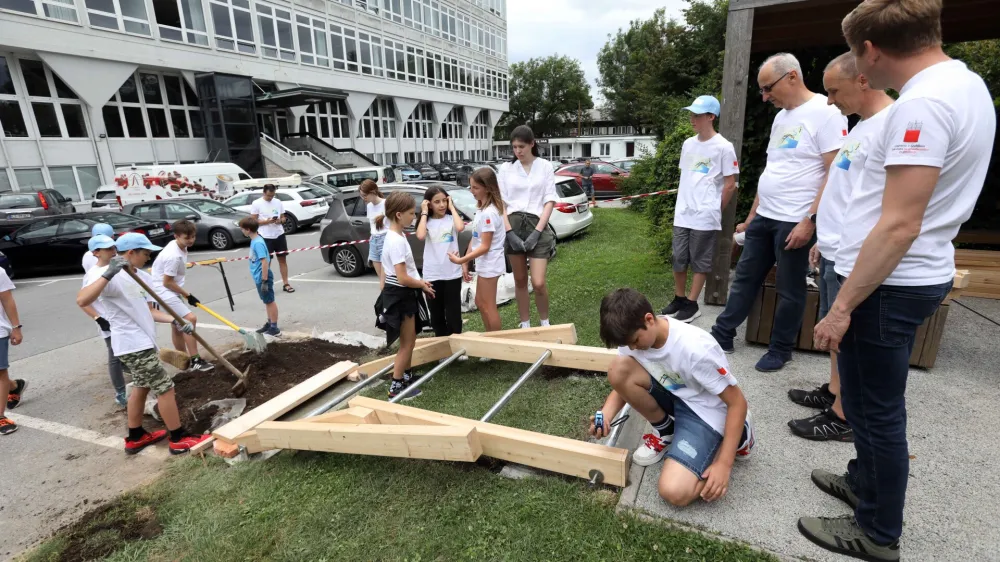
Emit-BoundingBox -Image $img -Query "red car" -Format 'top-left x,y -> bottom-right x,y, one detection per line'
555,162 -> 629,198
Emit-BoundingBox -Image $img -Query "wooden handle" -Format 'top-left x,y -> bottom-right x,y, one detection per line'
123,267 -> 245,382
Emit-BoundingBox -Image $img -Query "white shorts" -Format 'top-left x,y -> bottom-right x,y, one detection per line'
161,295 -> 192,318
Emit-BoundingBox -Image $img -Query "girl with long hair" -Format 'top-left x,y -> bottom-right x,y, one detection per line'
360,180 -> 388,288
416,186 -> 465,337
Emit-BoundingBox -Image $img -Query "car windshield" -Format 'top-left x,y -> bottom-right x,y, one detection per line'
183,199 -> 237,215
0,194 -> 38,209
555,180 -> 584,198
299,189 -> 325,200
445,188 -> 478,219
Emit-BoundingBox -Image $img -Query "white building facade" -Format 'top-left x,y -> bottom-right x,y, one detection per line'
0,0 -> 508,202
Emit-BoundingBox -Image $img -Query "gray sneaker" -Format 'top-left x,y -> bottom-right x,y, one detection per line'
798,514 -> 899,562
811,469 -> 859,510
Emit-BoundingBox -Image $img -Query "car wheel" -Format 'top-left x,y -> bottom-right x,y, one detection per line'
209,228 -> 234,250
333,246 -> 365,277
283,215 -> 299,235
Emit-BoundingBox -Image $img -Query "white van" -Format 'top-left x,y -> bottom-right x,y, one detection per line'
114,163 -> 253,205
311,165 -> 395,190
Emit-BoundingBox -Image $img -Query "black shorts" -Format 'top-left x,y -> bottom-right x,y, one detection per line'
264,234 -> 288,256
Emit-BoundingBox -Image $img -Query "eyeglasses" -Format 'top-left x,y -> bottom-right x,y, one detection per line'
760,71 -> 791,95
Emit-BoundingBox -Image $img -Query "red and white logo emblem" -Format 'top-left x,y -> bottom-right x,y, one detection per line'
717,367 -> 728,375
903,121 -> 922,143
841,129 -> 848,137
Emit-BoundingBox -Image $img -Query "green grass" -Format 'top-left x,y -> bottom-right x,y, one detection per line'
22,209 -> 775,562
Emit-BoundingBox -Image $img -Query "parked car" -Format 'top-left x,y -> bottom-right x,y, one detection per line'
0,189 -> 76,222
223,187 -> 329,234
90,186 -> 119,209
394,165 -> 423,182
0,212 -> 171,276
555,162 -> 629,198
122,198 -> 250,250
608,158 -> 637,172
548,177 -> 594,240
417,166 -> 441,180
432,164 -> 458,181
300,181 -> 338,205
311,166 -> 396,190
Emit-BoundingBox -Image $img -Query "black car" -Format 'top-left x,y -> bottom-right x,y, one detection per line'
0,212 -> 171,276
432,164 -> 458,181
417,166 -> 441,180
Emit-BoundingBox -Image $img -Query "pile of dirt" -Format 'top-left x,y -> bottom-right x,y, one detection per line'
173,340 -> 366,434
53,503 -> 161,562
539,365 -> 605,380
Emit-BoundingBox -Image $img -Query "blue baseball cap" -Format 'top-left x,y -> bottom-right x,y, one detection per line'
683,95 -> 721,116
115,232 -> 161,252
88,234 -> 116,252
91,223 -> 114,237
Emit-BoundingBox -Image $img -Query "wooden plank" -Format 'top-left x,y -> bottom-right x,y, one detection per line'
920,304 -> 949,369
448,334 -> 618,372
705,6 -> 754,306
909,316 -> 930,367
758,286 -> 777,344
212,361 -> 359,443
962,290 -> 1000,300
304,406 -> 380,424
191,436 -> 215,455
473,324 -> 579,345
746,287 -> 763,342
349,397 -> 629,487
235,430 -> 263,453
254,421 -> 483,462
798,288 -> 820,351
953,269 -> 971,289
356,339 -> 453,377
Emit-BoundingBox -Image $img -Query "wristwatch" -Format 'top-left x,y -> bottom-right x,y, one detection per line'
808,213 -> 817,223
12,324 -> 22,330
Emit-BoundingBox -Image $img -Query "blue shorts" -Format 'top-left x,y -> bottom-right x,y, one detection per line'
648,375 -> 724,479
256,276 -> 275,305
0,336 -> 8,370
369,233 -> 386,263
819,257 -> 841,320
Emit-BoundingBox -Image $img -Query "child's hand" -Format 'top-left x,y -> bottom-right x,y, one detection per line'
421,200 -> 430,214
700,460 -> 733,502
422,281 -> 436,298
588,414 -> 609,438
462,265 -> 472,283
447,196 -> 455,209
10,326 -> 22,345
447,251 -> 463,265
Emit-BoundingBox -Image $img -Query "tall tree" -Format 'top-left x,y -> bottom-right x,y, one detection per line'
501,55 -> 593,137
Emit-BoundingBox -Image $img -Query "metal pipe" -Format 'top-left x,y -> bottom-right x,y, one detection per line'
389,349 -> 465,403
605,404 -> 633,449
306,363 -> 395,417
480,349 -> 551,422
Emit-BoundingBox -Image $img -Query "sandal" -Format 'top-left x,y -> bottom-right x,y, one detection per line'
282,284 -> 296,293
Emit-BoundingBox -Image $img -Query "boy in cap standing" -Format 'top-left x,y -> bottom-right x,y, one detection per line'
82,223 -> 115,272
78,234 -> 128,407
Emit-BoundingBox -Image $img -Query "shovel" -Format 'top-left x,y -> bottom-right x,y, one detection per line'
195,302 -> 267,354
124,268 -> 250,397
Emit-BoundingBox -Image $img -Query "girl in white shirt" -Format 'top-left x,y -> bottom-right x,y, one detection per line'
498,125 -> 559,330
449,168 -> 506,332
376,192 -> 436,400
361,180 -> 389,289
416,186 -> 465,337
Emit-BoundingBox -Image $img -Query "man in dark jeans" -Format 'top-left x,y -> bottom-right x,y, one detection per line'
710,52 -> 846,372
799,1 -> 996,560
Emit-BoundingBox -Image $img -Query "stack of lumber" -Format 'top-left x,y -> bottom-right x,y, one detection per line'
955,250 -> 1000,300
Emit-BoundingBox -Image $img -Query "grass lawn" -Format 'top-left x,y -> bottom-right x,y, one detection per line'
23,208 -> 775,562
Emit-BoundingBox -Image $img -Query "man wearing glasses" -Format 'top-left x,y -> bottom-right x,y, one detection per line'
710,53 -> 847,373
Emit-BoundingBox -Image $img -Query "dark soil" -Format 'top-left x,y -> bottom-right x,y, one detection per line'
52,502 -> 161,562
538,365 -> 605,380
173,340 -> 366,434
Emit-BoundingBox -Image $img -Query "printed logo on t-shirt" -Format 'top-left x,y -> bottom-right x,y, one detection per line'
733,160 -> 739,169
690,156 -> 713,174
903,121 -> 922,143
717,367 -> 727,375
639,359 -> 686,392
775,125 -> 804,149
841,129 -> 848,137
833,141 -> 861,171
432,228 -> 455,244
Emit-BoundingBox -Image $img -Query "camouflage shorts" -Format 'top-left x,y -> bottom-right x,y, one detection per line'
119,348 -> 174,396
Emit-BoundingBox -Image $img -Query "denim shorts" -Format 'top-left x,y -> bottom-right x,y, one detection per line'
369,233 -> 386,263
648,375 -> 724,479
256,276 -> 275,305
0,336 -> 8,371
818,257 -> 841,320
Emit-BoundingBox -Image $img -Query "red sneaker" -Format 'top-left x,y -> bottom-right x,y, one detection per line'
124,429 -> 167,455
169,434 -> 211,455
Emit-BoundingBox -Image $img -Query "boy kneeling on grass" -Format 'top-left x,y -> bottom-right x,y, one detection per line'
77,233 -> 210,455
592,288 -> 756,506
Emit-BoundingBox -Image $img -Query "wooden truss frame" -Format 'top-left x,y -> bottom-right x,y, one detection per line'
209,324 -> 629,487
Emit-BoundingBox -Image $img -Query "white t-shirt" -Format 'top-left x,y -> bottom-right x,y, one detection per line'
618,316 -> 739,435
756,94 -> 848,223
470,204 -> 506,278
498,159 -> 559,216
422,216 -> 462,282
382,230 -> 419,287
88,267 -> 158,356
674,133 -> 739,231
836,60 -> 996,285
0,269 -> 15,338
82,264 -> 112,338
367,199 -> 388,236
82,251 -> 97,273
150,240 -> 187,302
251,197 -> 285,239
816,107 -> 891,258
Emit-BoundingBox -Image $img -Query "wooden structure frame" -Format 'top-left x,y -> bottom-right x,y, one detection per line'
209,324 -> 630,487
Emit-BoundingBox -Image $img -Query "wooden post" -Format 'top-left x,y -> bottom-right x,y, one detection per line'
705,7 -> 755,306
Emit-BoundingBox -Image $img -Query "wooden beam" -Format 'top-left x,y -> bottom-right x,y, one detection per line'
706,7 -> 754,306
304,406 -> 380,424
355,339 -> 453,377
472,324 -> 579,345
349,397 -> 629,487
254,421 -> 484,462
212,361 -> 358,443
448,334 -> 617,372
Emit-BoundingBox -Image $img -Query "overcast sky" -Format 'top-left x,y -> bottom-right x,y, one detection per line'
506,0 -> 688,101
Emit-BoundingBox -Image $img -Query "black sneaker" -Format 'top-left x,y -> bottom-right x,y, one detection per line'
0,416 -> 17,435
255,321 -> 271,334
660,296 -> 687,317
189,357 -> 215,372
674,300 -> 701,323
7,379 -> 26,409
402,371 -> 420,384
788,383 -> 835,409
388,379 -> 422,400
789,409 -> 854,442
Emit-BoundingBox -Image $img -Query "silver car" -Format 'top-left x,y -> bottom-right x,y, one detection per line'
121,198 -> 250,250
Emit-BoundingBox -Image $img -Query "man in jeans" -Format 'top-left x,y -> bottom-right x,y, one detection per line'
580,159 -> 596,206
710,52 -> 847,372
800,1 -> 996,560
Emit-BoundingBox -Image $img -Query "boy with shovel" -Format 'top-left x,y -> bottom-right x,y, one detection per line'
77,233 -> 210,455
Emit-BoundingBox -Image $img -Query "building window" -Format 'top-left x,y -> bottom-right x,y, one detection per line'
85,0 -> 150,35
1,0 -> 78,22
439,107 -> 462,140
405,46 -> 426,84
14,168 -> 45,192
403,103 -> 432,139
358,99 -> 395,139
330,25 -> 359,72
296,14 -> 328,67
104,71 -> 202,139
256,3 -> 295,61
210,0 -> 255,53
357,31 -> 383,77
599,143 -> 610,157
300,100 -> 349,140
469,111 -> 487,139
151,0 -> 209,46
49,165 -> 100,201
382,39 -> 405,81
0,57 -> 29,138
2,58 -> 88,139
0,169 -> 11,192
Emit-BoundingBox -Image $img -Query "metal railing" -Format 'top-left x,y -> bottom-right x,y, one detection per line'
260,133 -> 337,172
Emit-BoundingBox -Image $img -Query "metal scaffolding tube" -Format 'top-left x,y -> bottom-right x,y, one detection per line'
605,404 -> 632,449
388,349 -> 466,403
305,363 -> 394,418
480,350 -> 552,422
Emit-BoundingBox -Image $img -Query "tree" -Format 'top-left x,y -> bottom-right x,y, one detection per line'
500,55 -> 593,137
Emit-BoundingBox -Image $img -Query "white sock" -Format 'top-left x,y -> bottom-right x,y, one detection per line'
519,321 -> 530,329
540,319 -> 550,327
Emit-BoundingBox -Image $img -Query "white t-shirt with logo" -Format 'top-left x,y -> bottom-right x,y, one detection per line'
422,216 -> 462,282
367,200 -> 388,236
835,60 -> 996,286
82,251 -> 97,273
816,107 -> 891,258
618,316 -> 739,435
756,94 -> 848,223
251,197 -> 285,239
82,264 -> 112,338
471,204 -> 506,278
150,240 -> 187,302
674,133 -> 739,231
89,267 -> 158,356
382,230 -> 419,287
498,160 -> 559,216
0,269 -> 15,338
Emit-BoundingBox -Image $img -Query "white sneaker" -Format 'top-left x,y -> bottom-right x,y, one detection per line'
736,410 -> 756,460
518,321 -> 531,329
633,433 -> 670,467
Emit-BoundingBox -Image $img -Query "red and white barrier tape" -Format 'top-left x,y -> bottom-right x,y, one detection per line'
589,188 -> 677,206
